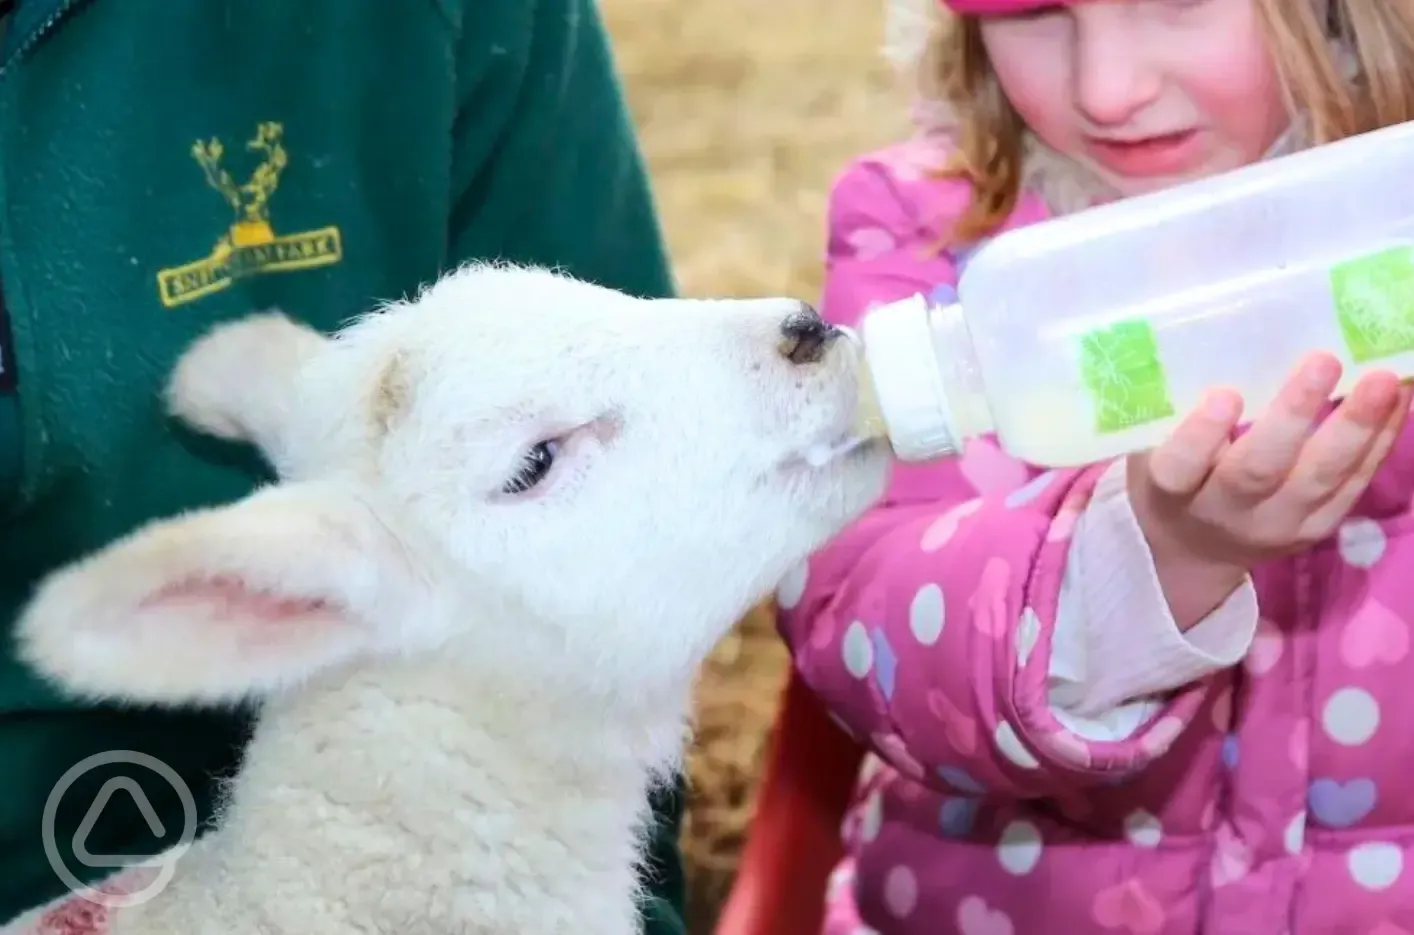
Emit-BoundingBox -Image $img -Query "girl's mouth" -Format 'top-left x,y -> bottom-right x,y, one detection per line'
1086,129 -> 1202,178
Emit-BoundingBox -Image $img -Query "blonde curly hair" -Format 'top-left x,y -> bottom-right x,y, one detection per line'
884,0 -> 1414,247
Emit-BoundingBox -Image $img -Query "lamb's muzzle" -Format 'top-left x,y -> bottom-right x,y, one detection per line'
777,301 -> 840,365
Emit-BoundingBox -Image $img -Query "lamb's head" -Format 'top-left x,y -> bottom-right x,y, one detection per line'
14,263 -> 890,713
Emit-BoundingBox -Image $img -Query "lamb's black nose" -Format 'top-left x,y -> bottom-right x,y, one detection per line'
778,303 -> 839,365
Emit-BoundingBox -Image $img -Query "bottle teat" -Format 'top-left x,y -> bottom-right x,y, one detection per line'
847,294 -> 965,461
850,359 -> 890,440
835,324 -> 889,440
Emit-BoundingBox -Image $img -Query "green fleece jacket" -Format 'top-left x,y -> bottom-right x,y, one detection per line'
0,0 -> 687,931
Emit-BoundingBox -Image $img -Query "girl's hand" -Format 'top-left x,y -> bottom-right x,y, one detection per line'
1126,351 -> 1412,629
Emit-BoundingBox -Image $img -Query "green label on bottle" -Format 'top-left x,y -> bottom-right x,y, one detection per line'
1331,246 -> 1414,363
1077,319 -> 1176,434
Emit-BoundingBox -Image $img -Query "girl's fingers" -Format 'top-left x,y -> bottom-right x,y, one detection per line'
1145,387 -> 1243,497
1285,369 -> 1404,505
1301,379 -> 1412,533
1210,352 -> 1343,503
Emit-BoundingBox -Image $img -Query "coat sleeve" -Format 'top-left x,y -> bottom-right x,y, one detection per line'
442,0 -> 676,303
777,151 -> 1255,799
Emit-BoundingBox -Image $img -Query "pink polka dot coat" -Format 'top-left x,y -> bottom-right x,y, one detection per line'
776,136 -> 1414,935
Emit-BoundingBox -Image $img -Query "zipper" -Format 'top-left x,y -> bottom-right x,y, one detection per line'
0,0 -> 94,507
0,0 -> 88,79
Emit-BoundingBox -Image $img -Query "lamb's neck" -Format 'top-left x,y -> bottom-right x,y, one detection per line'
210,660 -> 691,933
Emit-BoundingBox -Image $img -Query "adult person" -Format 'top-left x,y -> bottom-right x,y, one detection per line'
0,1 -> 688,932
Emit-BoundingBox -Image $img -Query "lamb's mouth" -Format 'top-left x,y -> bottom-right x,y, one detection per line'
783,431 -> 873,471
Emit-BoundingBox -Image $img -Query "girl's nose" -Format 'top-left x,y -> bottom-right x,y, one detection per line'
1071,14 -> 1164,128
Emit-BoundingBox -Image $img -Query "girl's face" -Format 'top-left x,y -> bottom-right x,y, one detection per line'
978,0 -> 1292,196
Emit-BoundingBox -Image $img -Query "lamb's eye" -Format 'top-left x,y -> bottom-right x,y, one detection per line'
502,440 -> 560,495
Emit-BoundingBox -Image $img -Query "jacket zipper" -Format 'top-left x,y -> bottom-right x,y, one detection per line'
0,0 -> 94,506
0,0 -> 88,78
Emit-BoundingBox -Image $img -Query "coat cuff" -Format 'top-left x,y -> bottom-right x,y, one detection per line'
1049,459 -> 1258,723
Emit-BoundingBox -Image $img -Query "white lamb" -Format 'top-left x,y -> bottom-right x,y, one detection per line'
2,262 -> 890,935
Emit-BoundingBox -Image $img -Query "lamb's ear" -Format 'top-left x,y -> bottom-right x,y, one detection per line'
14,481 -> 431,707
165,311 -> 329,476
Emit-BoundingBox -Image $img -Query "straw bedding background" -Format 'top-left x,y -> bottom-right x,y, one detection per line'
596,0 -> 913,928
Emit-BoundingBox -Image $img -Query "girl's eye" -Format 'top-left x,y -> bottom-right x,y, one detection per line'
502,440 -> 561,495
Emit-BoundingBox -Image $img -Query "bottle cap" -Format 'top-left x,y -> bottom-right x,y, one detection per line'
857,293 -> 960,460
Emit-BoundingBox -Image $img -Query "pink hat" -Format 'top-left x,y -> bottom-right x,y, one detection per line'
939,0 -> 1073,12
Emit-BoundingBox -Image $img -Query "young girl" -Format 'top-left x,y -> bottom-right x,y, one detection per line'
775,1 -> 1414,932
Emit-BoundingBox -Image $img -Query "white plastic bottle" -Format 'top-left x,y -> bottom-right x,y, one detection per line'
849,118 -> 1414,469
